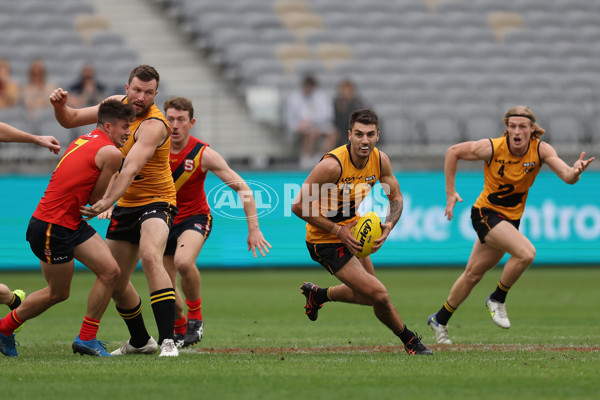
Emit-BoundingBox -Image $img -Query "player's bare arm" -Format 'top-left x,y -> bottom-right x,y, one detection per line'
88,145 -> 124,205
539,143 -> 595,184
0,122 -> 61,154
444,139 -> 492,220
49,90 -> 122,129
83,119 -> 167,216
202,147 -> 272,257
292,157 -> 363,254
86,172 -> 118,221
373,151 -> 402,251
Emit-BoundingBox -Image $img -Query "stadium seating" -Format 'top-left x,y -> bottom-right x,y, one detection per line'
155,0 -> 600,150
0,0 -> 141,165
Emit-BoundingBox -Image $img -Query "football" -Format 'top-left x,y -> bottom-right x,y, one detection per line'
351,211 -> 383,258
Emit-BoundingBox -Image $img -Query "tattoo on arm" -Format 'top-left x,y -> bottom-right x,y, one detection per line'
386,199 -> 402,227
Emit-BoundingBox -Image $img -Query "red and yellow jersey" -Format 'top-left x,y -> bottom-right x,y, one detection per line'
306,144 -> 381,243
33,129 -> 114,230
170,136 -> 211,224
117,98 -> 176,208
474,136 -> 541,220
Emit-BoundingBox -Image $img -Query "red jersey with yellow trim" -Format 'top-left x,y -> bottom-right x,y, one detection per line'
306,144 -> 381,243
474,136 -> 541,220
170,136 -> 211,224
117,97 -> 176,208
33,129 -> 114,230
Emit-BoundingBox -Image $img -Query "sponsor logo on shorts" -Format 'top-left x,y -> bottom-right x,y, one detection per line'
193,223 -> 208,233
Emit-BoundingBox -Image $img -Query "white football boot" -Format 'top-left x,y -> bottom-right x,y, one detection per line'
485,297 -> 511,329
111,337 -> 158,355
158,339 -> 179,357
427,313 -> 452,344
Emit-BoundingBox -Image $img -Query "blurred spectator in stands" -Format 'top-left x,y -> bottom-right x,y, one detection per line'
285,74 -> 337,169
333,79 -> 368,147
22,59 -> 56,123
0,59 -> 20,109
67,63 -> 106,108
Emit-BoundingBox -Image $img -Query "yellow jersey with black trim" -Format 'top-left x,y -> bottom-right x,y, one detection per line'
474,136 -> 541,220
306,144 -> 381,243
117,98 -> 177,208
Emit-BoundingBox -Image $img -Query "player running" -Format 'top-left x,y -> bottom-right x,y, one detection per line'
292,108 -> 432,355
427,105 -> 594,344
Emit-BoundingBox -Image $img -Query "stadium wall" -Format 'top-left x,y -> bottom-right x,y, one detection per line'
1,171 -> 598,270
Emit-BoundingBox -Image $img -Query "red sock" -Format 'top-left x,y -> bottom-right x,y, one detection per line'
186,298 -> 202,320
79,316 -> 100,341
174,317 -> 187,335
0,310 -> 23,336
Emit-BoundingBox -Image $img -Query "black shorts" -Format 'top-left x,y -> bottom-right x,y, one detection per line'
306,241 -> 354,275
164,214 -> 213,256
106,202 -> 178,244
471,207 -> 520,244
26,217 -> 96,264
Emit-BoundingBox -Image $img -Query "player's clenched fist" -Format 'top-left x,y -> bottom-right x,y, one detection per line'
49,88 -> 68,106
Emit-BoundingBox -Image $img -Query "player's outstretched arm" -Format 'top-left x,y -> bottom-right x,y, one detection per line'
50,89 -> 123,129
540,143 -> 595,184
0,122 -> 61,154
203,147 -> 272,257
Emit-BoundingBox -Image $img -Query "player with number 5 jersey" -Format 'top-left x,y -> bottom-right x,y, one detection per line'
426,105 -> 595,345
0,100 -> 135,357
163,97 -> 271,348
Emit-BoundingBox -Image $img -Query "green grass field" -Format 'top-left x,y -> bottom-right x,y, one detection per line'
1,267 -> 599,400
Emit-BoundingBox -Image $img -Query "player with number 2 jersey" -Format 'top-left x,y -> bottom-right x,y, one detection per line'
426,105 -> 594,345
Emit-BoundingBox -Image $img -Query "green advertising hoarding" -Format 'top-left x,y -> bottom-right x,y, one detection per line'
1,170 -> 598,269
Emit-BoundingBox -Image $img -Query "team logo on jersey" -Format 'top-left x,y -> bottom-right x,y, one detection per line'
184,159 -> 195,171
523,161 -> 536,173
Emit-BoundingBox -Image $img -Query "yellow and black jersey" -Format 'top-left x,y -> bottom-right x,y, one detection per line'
306,144 -> 381,243
117,98 -> 176,208
474,136 -> 541,220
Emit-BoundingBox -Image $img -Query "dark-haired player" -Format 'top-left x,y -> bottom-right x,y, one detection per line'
292,108 -> 432,355
0,100 -> 135,357
50,65 -> 179,357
